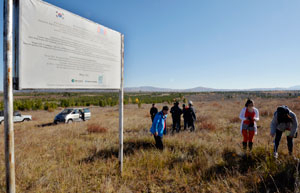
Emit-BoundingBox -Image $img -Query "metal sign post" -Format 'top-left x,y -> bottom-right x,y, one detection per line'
3,0 -> 16,192
119,34 -> 124,174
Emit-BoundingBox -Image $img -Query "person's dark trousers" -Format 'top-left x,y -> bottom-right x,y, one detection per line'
172,118 -> 181,133
151,116 -> 154,123
184,120 -> 188,130
188,121 -> 195,132
154,135 -> 164,150
274,129 -> 293,153
177,119 -> 181,132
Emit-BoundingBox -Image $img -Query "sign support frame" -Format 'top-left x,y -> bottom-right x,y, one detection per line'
119,34 -> 124,175
3,0 -> 16,192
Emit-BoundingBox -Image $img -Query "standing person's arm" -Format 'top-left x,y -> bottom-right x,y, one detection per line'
239,108 -> 247,121
254,108 -> 259,135
239,108 -> 246,134
154,115 -> 161,136
179,108 -> 183,115
192,108 -> 196,121
254,108 -> 260,121
290,112 -> 298,137
151,113 -> 160,136
170,107 -> 174,115
270,113 -> 278,137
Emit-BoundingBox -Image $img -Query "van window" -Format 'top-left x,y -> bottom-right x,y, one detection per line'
61,109 -> 73,114
84,109 -> 90,113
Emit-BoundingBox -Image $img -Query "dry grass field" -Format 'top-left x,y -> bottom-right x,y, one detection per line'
0,94 -> 300,192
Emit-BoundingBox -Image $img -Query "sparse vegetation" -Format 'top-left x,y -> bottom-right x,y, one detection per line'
0,92 -> 299,192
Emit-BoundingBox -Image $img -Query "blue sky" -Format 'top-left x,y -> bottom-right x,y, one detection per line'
1,0 -> 300,90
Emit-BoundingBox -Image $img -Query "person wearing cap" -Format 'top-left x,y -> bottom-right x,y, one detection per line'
182,104 -> 189,130
150,106 -> 169,150
239,99 -> 259,151
170,101 -> 183,133
271,106 -> 298,158
186,101 -> 196,132
150,103 -> 158,122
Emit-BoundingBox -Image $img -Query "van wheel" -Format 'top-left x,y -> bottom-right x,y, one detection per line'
23,118 -> 30,122
67,119 -> 73,124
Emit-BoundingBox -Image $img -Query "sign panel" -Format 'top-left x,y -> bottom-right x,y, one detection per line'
17,0 -> 122,89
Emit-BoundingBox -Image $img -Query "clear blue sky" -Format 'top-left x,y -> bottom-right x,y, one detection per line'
1,0 -> 300,90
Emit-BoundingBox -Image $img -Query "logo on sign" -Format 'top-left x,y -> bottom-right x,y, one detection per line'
56,11 -> 64,19
97,26 -> 107,35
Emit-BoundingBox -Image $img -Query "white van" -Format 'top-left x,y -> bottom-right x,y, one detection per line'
54,108 -> 91,124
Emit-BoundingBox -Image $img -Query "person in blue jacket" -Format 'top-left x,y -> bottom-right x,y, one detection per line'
150,106 -> 169,150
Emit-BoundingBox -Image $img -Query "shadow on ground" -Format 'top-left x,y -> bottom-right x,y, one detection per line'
36,122 -> 56,127
203,148 -> 300,193
80,140 -> 155,163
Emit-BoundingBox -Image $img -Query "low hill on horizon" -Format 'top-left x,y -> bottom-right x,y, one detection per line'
125,85 -> 300,92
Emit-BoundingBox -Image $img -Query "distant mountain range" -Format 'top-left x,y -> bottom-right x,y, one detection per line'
125,85 -> 300,92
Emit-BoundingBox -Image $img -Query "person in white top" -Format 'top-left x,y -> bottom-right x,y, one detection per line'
239,99 -> 259,151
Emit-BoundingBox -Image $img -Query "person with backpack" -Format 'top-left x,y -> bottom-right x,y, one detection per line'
186,101 -> 196,132
239,99 -> 259,151
150,103 -> 158,122
150,106 -> 169,150
170,102 -> 183,133
271,106 -> 298,158
182,104 -> 189,130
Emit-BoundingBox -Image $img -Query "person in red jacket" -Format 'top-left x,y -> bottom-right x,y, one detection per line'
239,99 -> 259,151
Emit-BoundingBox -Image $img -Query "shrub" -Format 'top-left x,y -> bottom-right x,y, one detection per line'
87,124 -> 108,133
229,117 -> 240,123
260,110 -> 273,117
199,121 -> 216,131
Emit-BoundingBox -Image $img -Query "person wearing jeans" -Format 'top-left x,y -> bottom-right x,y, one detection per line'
271,106 -> 298,158
239,99 -> 259,151
150,106 -> 169,150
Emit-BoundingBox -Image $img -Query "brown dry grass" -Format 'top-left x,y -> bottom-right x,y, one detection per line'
0,95 -> 299,192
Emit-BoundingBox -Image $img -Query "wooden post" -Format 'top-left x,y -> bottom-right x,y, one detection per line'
119,34 -> 124,174
3,0 -> 16,192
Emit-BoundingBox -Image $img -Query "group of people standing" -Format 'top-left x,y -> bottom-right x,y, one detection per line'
149,101 -> 196,150
150,98 -> 298,158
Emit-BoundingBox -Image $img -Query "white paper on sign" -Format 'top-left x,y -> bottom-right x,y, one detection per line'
18,0 -> 122,89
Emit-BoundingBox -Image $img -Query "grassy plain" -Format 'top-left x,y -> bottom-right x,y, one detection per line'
0,92 -> 299,192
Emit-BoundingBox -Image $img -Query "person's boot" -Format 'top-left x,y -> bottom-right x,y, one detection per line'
248,142 -> 253,151
242,142 -> 247,150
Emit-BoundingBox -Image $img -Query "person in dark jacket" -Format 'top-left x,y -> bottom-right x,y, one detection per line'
182,104 -> 188,130
150,103 -> 158,122
270,106 -> 298,158
150,106 -> 169,150
186,101 -> 196,132
170,102 -> 183,133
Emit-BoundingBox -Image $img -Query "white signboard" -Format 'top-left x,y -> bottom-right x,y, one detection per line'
17,0 -> 122,89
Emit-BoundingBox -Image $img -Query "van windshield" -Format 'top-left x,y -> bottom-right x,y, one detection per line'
61,109 -> 73,114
